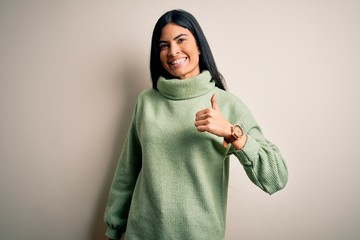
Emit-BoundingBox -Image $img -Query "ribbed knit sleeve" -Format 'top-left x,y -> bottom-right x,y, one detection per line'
223,92 -> 288,195
104,102 -> 142,239
232,129 -> 288,195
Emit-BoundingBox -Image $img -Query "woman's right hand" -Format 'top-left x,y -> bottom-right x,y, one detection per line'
108,233 -> 124,240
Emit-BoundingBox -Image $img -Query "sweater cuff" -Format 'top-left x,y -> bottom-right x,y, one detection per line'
233,134 -> 260,166
105,227 -> 121,240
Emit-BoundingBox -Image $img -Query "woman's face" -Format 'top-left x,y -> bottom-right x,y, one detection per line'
159,23 -> 201,79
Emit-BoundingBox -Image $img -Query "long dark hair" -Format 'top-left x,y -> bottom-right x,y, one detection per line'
150,9 -> 227,90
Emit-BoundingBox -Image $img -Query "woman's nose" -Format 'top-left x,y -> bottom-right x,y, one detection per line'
168,44 -> 180,57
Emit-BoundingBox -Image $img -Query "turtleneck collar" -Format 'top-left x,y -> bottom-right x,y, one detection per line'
157,71 -> 215,100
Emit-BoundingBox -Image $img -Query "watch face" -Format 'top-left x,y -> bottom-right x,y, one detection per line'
233,125 -> 243,138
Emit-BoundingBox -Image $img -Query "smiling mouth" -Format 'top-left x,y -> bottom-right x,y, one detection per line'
169,57 -> 187,65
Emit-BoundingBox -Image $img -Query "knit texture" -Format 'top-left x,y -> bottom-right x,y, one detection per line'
104,71 -> 288,240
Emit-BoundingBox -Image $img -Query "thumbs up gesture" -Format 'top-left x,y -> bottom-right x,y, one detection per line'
194,93 -> 232,138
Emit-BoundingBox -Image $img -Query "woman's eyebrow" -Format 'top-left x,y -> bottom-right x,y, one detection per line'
159,33 -> 188,44
173,33 -> 188,40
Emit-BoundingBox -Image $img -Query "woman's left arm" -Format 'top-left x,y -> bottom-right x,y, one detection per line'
231,127 -> 288,195
195,93 -> 288,194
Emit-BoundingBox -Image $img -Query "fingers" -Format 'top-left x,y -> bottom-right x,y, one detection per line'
195,124 -> 209,133
195,109 -> 211,120
195,93 -> 218,118
194,108 -> 218,134
195,93 -> 218,130
194,116 -> 213,132
211,93 -> 219,110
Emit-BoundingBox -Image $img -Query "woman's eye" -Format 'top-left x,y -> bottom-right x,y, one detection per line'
159,44 -> 168,49
178,38 -> 186,43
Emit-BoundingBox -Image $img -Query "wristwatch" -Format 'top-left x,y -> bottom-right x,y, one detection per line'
223,124 -> 243,147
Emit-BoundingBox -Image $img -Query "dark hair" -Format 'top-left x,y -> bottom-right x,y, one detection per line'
150,9 -> 227,90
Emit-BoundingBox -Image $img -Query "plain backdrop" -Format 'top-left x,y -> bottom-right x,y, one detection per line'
0,1 -> 359,240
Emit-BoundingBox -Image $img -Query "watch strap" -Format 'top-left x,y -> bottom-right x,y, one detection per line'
223,124 -> 243,148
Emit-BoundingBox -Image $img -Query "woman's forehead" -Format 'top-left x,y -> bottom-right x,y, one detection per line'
160,23 -> 193,40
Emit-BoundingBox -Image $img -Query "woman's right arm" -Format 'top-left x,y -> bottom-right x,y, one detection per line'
104,106 -> 142,240
108,231 -> 126,240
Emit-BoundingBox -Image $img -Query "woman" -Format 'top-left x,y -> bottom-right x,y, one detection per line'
104,9 -> 288,240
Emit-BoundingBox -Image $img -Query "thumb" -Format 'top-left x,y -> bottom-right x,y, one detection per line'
211,93 -> 219,110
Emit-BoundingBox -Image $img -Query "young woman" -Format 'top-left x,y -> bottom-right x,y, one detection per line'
104,9 -> 288,240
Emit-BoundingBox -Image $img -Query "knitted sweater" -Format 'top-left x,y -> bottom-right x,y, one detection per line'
104,71 -> 288,240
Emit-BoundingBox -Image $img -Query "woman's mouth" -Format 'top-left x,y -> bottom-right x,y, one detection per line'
169,57 -> 187,66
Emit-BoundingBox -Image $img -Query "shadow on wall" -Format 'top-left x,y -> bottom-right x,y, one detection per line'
90,56 -> 150,240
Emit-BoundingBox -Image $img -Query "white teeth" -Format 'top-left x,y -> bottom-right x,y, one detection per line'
171,58 -> 186,65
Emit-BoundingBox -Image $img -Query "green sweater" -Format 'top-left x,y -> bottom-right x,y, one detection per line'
104,71 -> 288,240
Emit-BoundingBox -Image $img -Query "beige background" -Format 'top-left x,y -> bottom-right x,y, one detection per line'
1,1 -> 359,239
